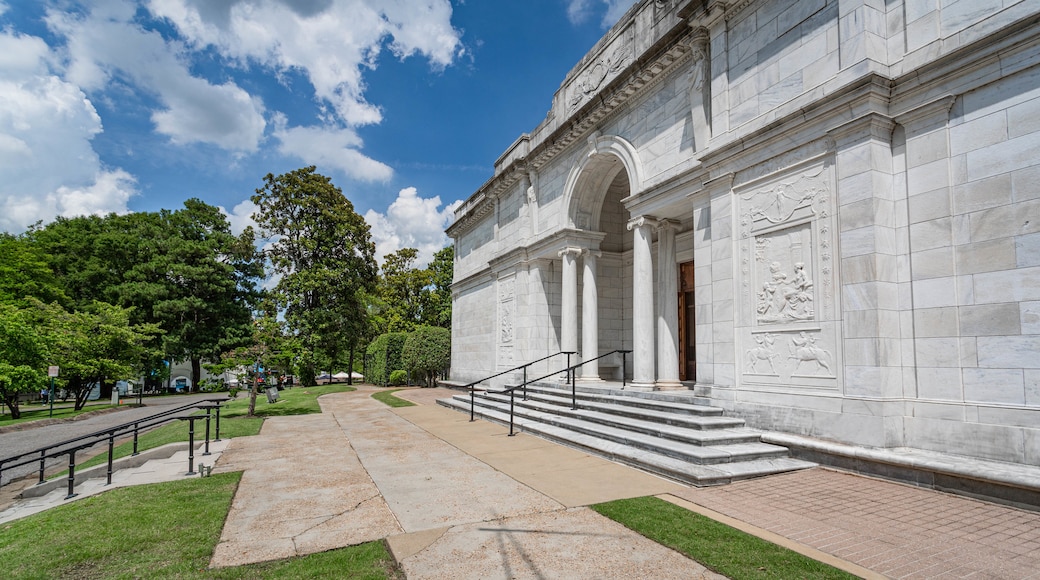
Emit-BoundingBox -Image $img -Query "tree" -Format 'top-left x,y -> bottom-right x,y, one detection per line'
422,245 -> 453,328
402,326 -> 451,387
31,300 -> 160,410
0,305 -> 48,418
251,167 -> 377,385
378,248 -> 432,332
145,199 -> 263,388
0,233 -> 69,308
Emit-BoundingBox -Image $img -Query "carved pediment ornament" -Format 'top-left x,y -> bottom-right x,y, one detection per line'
569,44 -> 633,111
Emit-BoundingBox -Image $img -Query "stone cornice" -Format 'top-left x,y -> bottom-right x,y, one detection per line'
448,11 -> 695,239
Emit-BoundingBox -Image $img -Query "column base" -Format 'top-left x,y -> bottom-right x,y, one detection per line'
577,376 -> 604,383
654,380 -> 685,391
626,381 -> 656,392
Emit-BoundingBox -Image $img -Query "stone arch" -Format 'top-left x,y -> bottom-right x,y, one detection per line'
561,134 -> 644,231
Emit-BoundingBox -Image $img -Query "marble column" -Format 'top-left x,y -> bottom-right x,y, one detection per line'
656,220 -> 683,390
627,216 -> 657,390
558,248 -> 582,361
581,249 -> 601,381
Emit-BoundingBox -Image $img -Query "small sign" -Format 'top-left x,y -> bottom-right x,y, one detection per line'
48,366 -> 59,377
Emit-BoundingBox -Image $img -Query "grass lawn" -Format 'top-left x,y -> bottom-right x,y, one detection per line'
371,389 -> 416,408
0,402 -> 118,428
221,384 -> 356,418
592,496 -> 858,580
0,471 -> 401,579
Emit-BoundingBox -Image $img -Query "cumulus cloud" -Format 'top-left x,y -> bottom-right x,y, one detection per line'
566,0 -> 637,28
364,187 -> 460,267
146,0 -> 464,127
272,114 -> 392,182
220,198 -> 260,235
46,1 -> 267,151
0,29 -> 137,232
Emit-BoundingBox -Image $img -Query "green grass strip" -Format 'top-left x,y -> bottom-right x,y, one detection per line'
0,403 -> 118,428
371,389 -> 416,408
0,472 -> 401,579
220,384 -> 356,418
592,496 -> 857,580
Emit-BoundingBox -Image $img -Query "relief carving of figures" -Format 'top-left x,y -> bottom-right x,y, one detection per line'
500,301 -> 514,343
568,44 -> 632,111
756,261 -> 814,323
788,332 -> 831,375
746,333 -> 780,374
739,166 -> 827,228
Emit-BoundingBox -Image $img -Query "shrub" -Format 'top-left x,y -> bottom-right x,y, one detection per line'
365,332 -> 408,386
389,370 -> 408,385
402,325 -> 451,387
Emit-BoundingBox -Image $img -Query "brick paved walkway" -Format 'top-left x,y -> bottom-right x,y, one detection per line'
672,468 -> 1040,579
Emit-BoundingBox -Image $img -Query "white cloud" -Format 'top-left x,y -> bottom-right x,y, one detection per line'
272,114 -> 392,182
47,0 -> 267,151
147,0 -> 464,127
220,198 -> 260,235
566,0 -> 637,28
364,187 -> 460,267
0,29 -> 137,232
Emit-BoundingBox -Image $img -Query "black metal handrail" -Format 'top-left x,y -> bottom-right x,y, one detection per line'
462,351 -> 576,422
0,397 -> 228,500
495,349 -> 632,436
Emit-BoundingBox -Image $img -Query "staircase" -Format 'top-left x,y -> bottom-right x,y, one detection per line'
438,382 -> 815,486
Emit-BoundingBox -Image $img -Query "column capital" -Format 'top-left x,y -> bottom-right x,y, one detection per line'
627,215 -> 658,231
558,246 -> 584,258
655,218 -> 682,232
582,248 -> 602,258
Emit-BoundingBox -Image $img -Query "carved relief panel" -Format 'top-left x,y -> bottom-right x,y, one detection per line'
735,159 -> 840,390
497,276 -> 515,367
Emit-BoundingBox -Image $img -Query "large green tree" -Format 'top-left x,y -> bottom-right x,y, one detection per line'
147,199 -> 262,387
0,233 -> 69,308
251,166 -> 377,385
29,203 -> 262,389
0,304 -> 48,418
423,245 -> 453,328
30,300 -> 160,410
379,248 -> 431,333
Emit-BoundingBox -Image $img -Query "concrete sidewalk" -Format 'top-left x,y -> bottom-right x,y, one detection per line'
6,386 -> 1039,578
213,386 -> 1040,578
211,385 -> 721,579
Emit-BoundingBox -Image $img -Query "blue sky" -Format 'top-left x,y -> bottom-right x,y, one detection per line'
0,0 -> 637,264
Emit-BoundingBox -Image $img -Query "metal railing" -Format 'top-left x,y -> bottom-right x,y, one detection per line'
460,351 -> 576,422
492,349 -> 631,436
0,398 -> 228,500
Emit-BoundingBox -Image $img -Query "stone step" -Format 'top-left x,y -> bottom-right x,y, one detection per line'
478,391 -> 753,442
491,389 -> 746,431
438,397 -> 814,486
514,383 -> 727,417
453,394 -> 791,465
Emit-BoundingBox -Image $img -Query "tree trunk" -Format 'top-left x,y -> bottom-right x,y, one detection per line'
248,373 -> 258,417
347,342 -> 355,386
99,380 -> 113,399
2,394 -> 21,419
191,358 -> 202,392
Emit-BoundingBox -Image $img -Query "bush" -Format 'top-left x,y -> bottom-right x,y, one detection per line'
402,325 -> 451,387
389,370 -> 408,385
365,332 -> 408,386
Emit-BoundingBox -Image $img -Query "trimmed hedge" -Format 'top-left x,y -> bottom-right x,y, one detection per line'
389,370 -> 408,385
402,325 -> 451,387
365,332 -> 408,386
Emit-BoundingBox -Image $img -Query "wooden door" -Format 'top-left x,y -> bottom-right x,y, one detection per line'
678,261 -> 696,381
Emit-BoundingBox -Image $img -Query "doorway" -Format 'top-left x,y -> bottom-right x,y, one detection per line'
678,261 -> 696,381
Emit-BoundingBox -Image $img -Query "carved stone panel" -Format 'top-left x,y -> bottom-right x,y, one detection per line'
735,158 -> 840,391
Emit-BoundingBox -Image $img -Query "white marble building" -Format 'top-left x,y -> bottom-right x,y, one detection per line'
447,0 -> 1040,468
